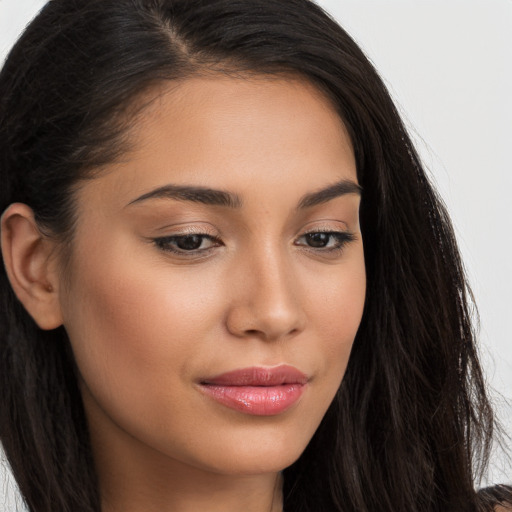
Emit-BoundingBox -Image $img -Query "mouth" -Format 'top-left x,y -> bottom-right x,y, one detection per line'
199,365 -> 308,416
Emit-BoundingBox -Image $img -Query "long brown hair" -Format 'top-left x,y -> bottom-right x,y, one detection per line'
0,0 -> 508,510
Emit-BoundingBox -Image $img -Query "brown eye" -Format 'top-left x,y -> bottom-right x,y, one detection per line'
305,232 -> 331,248
295,231 -> 356,253
175,235 -> 204,251
154,234 -> 221,255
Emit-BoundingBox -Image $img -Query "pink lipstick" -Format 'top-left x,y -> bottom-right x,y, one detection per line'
199,365 -> 308,416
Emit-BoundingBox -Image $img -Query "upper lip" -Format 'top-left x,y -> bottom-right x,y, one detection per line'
200,365 -> 308,386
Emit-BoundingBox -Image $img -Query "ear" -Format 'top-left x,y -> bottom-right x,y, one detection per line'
1,203 -> 63,330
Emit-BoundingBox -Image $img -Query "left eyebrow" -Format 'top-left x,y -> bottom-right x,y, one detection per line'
127,184 -> 243,208
296,180 -> 362,209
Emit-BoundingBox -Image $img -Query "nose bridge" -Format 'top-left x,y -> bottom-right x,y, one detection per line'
226,238 -> 305,340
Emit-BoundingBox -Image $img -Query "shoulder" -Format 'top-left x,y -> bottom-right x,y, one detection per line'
478,484 -> 512,511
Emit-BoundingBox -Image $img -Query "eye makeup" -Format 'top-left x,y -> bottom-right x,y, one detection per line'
151,228 -> 356,260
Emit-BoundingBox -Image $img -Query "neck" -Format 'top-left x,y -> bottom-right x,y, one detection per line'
101,466 -> 283,512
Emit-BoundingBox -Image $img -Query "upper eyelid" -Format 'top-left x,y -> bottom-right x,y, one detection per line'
300,219 -> 350,231
153,225 -> 354,239
154,228 -> 351,240
300,227 -> 350,234
151,226 -> 221,242
156,224 -> 218,234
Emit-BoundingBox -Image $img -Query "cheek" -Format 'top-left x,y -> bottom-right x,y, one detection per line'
297,244 -> 366,408
59,249 -> 223,418
305,245 -> 366,356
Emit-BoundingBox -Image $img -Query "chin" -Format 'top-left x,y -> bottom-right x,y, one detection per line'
181,425 -> 314,476
205,450 -> 302,477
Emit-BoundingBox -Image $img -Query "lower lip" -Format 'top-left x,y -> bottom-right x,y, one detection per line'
199,383 -> 306,416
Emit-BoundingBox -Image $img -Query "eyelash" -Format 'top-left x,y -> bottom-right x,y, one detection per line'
153,230 -> 356,258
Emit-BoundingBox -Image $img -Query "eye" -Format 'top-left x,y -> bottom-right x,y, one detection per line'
153,234 -> 221,255
295,231 -> 356,252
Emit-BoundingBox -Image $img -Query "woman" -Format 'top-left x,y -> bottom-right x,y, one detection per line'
0,0 -> 510,511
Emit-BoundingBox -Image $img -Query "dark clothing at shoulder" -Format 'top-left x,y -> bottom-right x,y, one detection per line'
478,484 -> 512,511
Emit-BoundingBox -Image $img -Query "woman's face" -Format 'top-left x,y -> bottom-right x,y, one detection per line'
58,76 -> 366,477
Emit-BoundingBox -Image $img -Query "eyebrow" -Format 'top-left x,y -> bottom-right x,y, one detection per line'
297,180 -> 362,209
127,179 -> 361,209
128,184 -> 243,208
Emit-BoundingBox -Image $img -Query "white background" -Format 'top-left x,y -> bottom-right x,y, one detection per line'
1,0 -> 510,509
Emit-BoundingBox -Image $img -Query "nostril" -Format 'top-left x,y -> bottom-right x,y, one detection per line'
225,294 -> 306,340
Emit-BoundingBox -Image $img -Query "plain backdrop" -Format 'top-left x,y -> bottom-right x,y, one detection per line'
1,1 -> 511,509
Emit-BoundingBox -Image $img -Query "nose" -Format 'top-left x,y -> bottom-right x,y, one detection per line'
225,246 -> 306,341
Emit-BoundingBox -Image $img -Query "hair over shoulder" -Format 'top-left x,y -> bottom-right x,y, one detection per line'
0,0 -> 507,511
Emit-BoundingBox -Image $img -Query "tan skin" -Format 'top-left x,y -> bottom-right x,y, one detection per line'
1,76 -> 366,511
1,74 -> 508,512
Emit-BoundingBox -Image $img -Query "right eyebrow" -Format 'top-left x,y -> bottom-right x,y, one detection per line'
126,184 -> 243,209
296,179 -> 362,209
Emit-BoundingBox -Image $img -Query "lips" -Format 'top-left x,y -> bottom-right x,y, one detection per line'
199,365 -> 308,416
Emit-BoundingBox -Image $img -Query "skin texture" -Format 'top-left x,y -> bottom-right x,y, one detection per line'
1,77 -> 366,512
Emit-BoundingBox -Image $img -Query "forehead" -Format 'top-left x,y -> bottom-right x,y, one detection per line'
76,75 -> 357,213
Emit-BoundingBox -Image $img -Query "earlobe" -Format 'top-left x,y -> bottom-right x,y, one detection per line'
1,203 -> 63,330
